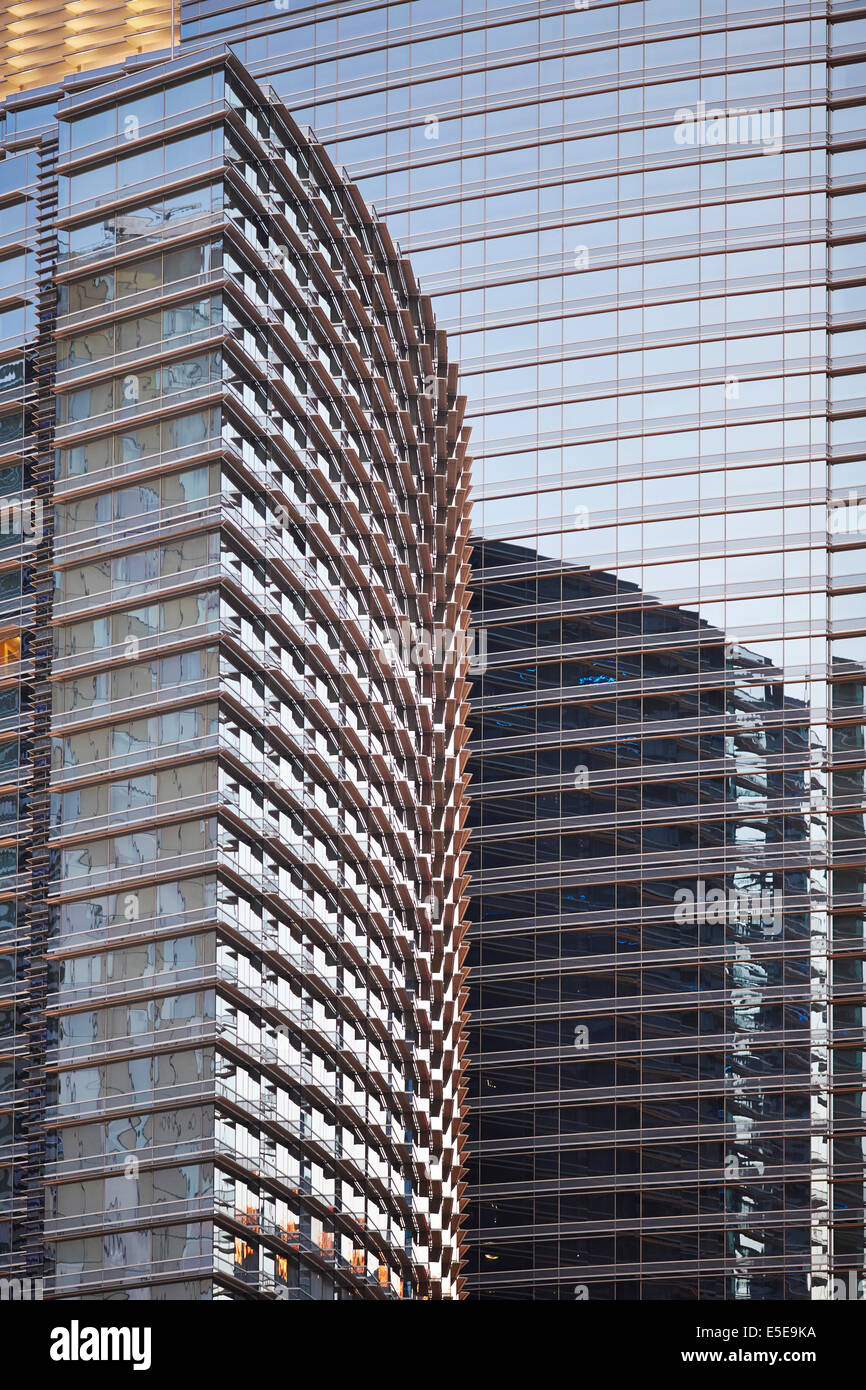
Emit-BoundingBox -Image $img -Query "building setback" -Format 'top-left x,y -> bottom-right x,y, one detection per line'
0,47 -> 473,1299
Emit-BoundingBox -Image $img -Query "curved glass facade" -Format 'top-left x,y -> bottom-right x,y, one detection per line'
1,0 -> 865,1304
0,46 -> 471,1299
173,0 -> 866,1299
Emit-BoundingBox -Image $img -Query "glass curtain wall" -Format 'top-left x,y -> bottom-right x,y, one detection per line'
173,0 -> 866,1299
0,46 -> 472,1299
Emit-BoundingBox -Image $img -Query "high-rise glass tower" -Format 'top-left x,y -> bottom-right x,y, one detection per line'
3,0 -> 866,1306
167,0 -> 866,1300
0,42 -> 472,1299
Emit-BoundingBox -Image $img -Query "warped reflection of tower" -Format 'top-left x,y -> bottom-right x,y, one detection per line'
464,540 -> 841,1301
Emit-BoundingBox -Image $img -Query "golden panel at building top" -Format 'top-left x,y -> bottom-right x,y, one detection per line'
0,0 -> 178,100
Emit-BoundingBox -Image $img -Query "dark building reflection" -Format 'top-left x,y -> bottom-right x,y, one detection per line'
464,537 -> 864,1301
